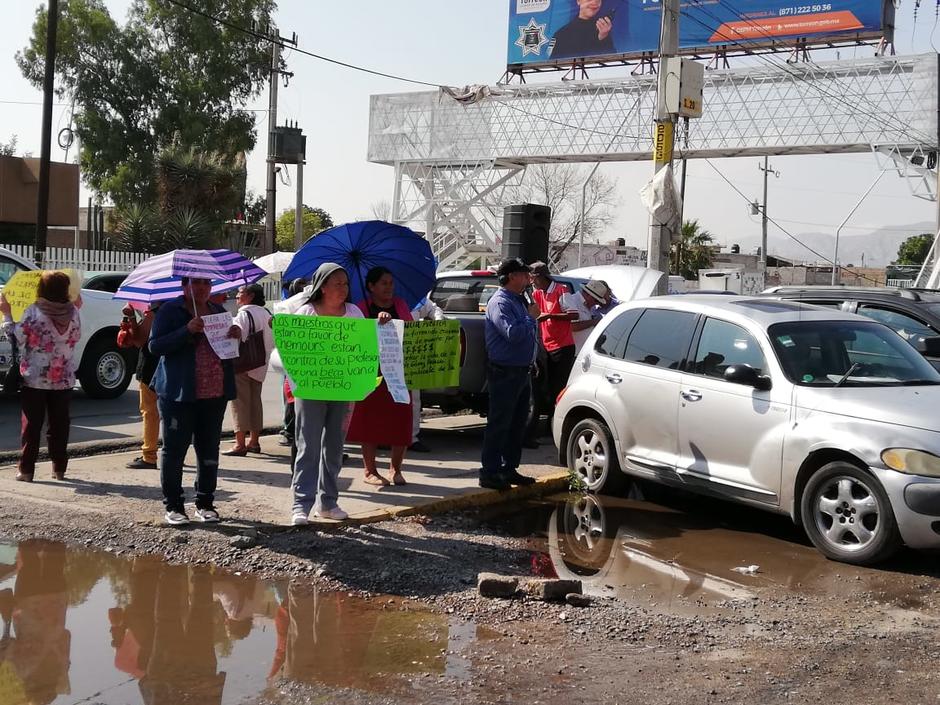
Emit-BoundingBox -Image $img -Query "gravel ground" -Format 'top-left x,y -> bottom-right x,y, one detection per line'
3,491 -> 940,703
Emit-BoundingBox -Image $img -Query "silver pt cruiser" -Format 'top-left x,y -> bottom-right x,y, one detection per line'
553,295 -> 940,565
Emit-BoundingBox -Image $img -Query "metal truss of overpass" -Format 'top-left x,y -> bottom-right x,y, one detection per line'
368,54 -> 938,270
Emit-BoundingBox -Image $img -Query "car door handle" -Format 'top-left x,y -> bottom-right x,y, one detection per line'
605,373 -> 623,384
680,389 -> 702,402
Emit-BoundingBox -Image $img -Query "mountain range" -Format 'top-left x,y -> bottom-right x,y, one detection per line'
728,222 -> 935,268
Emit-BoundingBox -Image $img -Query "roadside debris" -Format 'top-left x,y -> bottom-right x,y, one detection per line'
732,564 -> 761,575
477,572 -> 583,601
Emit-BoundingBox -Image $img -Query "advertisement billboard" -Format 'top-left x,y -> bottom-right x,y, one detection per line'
507,0 -> 887,67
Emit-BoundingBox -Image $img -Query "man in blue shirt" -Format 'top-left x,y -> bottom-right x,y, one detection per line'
480,258 -> 540,490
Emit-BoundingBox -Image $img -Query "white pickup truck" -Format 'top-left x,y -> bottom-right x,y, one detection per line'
0,246 -> 136,398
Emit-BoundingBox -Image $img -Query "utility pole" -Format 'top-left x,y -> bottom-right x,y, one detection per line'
262,27 -> 297,254
294,150 -> 304,250
35,0 -> 60,268
753,157 -> 778,271
647,0 -> 680,294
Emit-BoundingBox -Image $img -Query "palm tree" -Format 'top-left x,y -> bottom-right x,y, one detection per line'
113,203 -> 158,253
671,219 -> 716,280
162,208 -> 213,250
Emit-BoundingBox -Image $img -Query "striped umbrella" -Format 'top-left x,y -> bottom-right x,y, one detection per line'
114,249 -> 267,306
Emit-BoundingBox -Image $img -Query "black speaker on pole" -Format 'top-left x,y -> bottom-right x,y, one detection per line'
501,203 -> 551,264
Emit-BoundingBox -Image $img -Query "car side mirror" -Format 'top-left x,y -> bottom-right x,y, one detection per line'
724,364 -> 772,391
914,336 -> 940,356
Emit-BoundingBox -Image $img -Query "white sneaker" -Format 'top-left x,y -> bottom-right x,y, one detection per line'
165,509 -> 189,526
314,506 -> 348,521
195,507 -> 221,523
291,511 -> 309,526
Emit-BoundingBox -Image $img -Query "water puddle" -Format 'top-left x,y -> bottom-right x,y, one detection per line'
483,492 -> 940,615
0,540 -> 479,705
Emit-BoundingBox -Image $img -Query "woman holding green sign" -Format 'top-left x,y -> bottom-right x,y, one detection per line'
347,266 -> 414,487
289,262 -> 364,526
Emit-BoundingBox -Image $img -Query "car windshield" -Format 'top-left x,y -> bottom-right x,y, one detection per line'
430,276 -> 496,314
769,320 -> 940,387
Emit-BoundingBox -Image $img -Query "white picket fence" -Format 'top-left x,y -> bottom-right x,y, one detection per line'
1,244 -> 148,272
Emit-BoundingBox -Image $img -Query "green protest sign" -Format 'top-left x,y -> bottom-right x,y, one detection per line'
403,319 -> 461,390
273,314 -> 379,401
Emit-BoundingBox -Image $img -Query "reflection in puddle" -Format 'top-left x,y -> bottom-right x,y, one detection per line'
494,493 -> 940,615
0,540 -> 476,705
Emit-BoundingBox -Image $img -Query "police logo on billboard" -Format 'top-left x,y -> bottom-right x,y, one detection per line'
515,17 -> 550,56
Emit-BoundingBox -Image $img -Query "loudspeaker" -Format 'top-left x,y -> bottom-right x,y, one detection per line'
501,204 -> 551,264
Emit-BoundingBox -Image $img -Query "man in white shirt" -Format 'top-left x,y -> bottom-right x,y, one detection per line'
562,279 -> 618,353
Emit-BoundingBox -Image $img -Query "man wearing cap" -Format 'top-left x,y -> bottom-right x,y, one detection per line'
563,279 -> 620,352
531,261 -> 578,417
480,258 -> 539,491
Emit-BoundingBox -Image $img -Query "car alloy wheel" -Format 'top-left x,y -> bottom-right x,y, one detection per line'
800,461 -> 901,565
566,418 -> 625,494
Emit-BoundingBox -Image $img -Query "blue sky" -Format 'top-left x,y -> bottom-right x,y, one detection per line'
0,0 -> 936,259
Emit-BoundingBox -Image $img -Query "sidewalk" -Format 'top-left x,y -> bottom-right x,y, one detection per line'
0,415 -> 568,528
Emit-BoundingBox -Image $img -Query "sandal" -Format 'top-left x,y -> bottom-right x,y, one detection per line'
364,473 -> 390,487
223,447 -> 248,457
392,471 -> 407,486
15,473 -> 33,483
247,444 -> 262,454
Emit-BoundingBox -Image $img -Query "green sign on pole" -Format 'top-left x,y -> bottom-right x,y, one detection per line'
403,319 -> 461,390
273,314 -> 379,401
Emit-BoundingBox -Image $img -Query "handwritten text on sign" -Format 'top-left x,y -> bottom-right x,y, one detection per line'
273,314 -> 379,401
402,319 -> 461,390
201,312 -> 239,360
376,319 -> 410,404
3,269 -> 81,322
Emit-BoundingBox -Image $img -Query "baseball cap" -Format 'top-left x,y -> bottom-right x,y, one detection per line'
529,261 -> 551,278
496,257 -> 532,277
582,279 -> 610,301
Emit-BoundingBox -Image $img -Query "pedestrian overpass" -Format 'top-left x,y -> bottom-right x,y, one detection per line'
367,54 -> 938,270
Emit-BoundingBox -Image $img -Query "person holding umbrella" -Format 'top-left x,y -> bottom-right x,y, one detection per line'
150,277 -> 241,526
347,266 -> 414,486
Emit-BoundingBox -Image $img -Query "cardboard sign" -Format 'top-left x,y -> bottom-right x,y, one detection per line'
201,312 -> 239,360
3,269 -> 81,322
273,314 -> 379,401
376,319 -> 410,404
403,319 -> 461,390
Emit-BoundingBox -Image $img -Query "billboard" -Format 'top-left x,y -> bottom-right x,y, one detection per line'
507,0 -> 887,67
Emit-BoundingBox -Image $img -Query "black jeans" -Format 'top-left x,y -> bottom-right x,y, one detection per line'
546,345 -> 576,411
481,363 -> 532,477
157,397 -> 227,512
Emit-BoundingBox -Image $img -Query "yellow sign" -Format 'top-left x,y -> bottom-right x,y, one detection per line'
3,269 -> 81,321
654,121 -> 674,166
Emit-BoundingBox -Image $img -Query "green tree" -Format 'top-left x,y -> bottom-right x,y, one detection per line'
17,0 -> 275,206
113,203 -> 159,252
0,135 -> 18,156
275,205 -> 332,250
671,219 -> 715,279
896,233 -> 934,265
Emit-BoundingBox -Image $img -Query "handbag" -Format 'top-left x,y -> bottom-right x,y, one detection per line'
3,337 -> 22,394
234,309 -> 269,374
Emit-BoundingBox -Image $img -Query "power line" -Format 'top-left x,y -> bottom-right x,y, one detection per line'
161,0 -> 442,88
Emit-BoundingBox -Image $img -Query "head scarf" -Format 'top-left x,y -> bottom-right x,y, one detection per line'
307,262 -> 346,301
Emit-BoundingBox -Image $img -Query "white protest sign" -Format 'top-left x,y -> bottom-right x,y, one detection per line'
201,312 -> 239,360
376,319 -> 409,404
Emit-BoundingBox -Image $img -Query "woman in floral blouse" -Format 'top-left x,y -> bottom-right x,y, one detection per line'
0,271 -> 82,482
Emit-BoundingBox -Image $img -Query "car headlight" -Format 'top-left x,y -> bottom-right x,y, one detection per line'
881,448 -> 940,477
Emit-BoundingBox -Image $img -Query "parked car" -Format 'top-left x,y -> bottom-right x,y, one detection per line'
0,247 -> 136,398
425,270 -> 587,415
554,294 -> 940,564
82,271 -> 129,294
762,286 -> 940,368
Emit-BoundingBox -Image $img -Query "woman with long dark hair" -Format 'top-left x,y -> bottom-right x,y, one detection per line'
346,266 -> 413,487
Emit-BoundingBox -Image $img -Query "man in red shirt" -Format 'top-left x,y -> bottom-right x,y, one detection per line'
531,262 -> 578,418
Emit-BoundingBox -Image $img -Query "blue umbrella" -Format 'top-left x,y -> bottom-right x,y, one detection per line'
115,248 -> 268,307
283,221 -> 436,309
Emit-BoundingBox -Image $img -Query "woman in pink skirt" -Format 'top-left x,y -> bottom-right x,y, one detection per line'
346,266 -> 413,486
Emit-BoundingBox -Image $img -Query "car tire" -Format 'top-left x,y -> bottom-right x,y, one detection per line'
566,417 -> 627,494
800,461 -> 902,565
79,337 -> 135,399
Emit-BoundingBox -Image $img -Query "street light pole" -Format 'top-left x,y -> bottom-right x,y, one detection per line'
647,0 -> 680,294
757,157 -> 778,271
831,168 -> 886,285
35,0 -> 59,269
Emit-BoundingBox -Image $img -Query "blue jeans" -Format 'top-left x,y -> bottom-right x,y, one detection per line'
158,397 -> 227,511
481,363 -> 532,477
